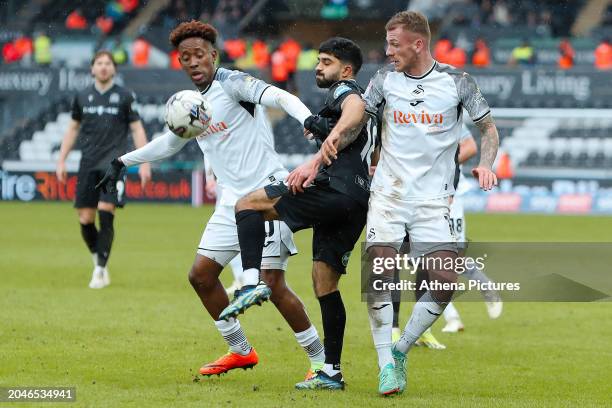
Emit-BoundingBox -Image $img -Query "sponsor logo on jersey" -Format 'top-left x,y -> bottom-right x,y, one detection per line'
197,121 -> 229,139
82,105 -> 119,115
392,110 -> 443,125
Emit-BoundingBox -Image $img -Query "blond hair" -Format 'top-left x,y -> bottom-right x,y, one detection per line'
385,11 -> 431,42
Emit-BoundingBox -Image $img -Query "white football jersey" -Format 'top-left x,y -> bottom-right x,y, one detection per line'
364,62 -> 490,201
196,68 -> 287,205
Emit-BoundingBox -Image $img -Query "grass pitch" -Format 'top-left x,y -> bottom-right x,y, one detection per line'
1,202 -> 611,407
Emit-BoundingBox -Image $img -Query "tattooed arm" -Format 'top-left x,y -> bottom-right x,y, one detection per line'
320,94 -> 367,165
472,114 -> 499,190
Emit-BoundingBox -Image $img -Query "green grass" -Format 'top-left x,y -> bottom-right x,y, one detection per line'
1,202 -> 611,407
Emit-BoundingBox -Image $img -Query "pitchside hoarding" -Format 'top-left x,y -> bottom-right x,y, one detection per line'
0,168 -> 212,206
1,66 -> 611,104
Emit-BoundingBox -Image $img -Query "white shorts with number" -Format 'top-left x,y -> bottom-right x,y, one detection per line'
197,205 -> 297,271
449,194 -> 467,248
365,192 -> 457,255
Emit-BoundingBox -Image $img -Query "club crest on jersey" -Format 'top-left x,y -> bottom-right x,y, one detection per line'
334,84 -> 351,99
109,93 -> 120,103
392,110 -> 443,124
412,84 -> 424,95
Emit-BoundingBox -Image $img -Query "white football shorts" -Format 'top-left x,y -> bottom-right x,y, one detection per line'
197,205 -> 297,271
365,192 -> 458,256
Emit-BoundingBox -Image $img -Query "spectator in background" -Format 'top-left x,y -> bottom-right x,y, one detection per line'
224,38 -> 247,61
433,35 -> 452,64
252,39 -> 270,69
111,39 -> 128,65
66,8 -> 88,30
471,38 -> 491,68
508,38 -> 534,66
34,31 -> 51,66
270,46 -> 289,90
14,35 -> 33,66
279,37 -> 301,92
2,41 -> 21,64
447,42 -> 467,68
492,0 -> 511,26
132,35 -> 150,67
96,15 -> 114,35
119,0 -> 139,14
557,39 -> 574,70
594,38 -> 612,70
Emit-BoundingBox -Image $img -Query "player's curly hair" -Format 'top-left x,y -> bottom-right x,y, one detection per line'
169,20 -> 218,48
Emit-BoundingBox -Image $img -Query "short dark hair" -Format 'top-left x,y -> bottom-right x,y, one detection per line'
318,37 -> 363,75
169,20 -> 218,48
91,50 -> 116,67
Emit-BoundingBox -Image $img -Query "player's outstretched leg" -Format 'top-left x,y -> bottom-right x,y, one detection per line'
188,255 -> 259,376
220,189 -> 279,320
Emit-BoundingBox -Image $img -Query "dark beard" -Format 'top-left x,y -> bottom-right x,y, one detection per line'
315,76 -> 335,88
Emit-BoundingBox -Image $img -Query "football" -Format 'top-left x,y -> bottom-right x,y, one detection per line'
164,90 -> 212,139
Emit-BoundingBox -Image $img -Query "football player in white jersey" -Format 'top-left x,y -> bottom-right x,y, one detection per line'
97,21 -> 326,384
358,11 -> 499,395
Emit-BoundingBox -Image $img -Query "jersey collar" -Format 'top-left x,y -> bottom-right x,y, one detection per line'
93,82 -> 115,95
198,69 -> 218,96
403,61 -> 437,80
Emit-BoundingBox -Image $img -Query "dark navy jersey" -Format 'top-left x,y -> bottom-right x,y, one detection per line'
314,79 -> 377,207
71,83 -> 140,169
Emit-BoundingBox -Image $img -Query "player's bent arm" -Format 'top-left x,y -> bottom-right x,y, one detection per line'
475,114 -> 499,169
119,131 -> 189,167
458,136 -> 478,164
332,94 -> 367,152
259,86 -> 312,125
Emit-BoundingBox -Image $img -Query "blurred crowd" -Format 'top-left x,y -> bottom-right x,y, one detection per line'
432,36 -> 612,70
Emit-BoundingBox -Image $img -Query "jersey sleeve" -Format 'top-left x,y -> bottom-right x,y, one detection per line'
126,91 -> 141,123
329,81 -> 361,109
71,94 -> 82,122
363,66 -> 389,115
216,68 -> 271,104
456,72 -> 490,123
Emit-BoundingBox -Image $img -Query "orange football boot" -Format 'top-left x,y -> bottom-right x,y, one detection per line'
199,348 -> 259,376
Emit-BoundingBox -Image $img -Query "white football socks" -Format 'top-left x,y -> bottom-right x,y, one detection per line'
368,301 -> 394,369
215,318 -> 251,355
443,301 -> 461,322
294,325 -> 325,368
242,268 -> 260,286
396,291 -> 445,354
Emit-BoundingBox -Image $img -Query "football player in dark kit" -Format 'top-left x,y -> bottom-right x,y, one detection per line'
219,37 -> 377,390
56,50 -> 151,289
